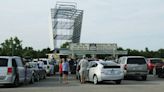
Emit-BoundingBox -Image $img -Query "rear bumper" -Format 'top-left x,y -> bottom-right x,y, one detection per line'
99,73 -> 124,81
125,71 -> 148,77
0,76 -> 14,84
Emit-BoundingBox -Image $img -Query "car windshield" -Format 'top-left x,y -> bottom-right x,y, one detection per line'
0,58 -> 8,67
150,59 -> 163,64
127,58 -> 146,64
43,61 -> 47,65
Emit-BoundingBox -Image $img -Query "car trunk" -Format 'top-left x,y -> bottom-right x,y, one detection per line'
101,65 -> 121,75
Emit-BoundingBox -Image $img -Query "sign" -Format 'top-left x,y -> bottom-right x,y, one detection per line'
70,43 -> 117,51
89,44 -> 97,51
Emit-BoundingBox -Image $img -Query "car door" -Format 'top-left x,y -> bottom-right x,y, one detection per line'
89,62 -> 98,81
15,58 -> 25,82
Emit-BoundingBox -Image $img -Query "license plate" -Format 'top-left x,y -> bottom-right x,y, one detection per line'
109,70 -> 116,74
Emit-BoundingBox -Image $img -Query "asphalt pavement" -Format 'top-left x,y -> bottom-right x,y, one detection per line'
0,74 -> 164,92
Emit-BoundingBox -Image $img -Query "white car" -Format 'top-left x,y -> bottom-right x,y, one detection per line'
42,59 -> 54,76
86,61 -> 124,84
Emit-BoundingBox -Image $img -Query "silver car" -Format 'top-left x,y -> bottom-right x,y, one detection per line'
86,61 -> 124,84
0,56 -> 34,86
118,56 -> 148,80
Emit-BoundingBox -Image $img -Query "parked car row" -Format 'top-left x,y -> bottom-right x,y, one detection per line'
37,59 -> 55,76
76,56 -> 164,85
0,56 -> 47,87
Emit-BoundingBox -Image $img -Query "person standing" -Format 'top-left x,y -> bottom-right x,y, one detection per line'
58,59 -> 63,83
79,56 -> 88,84
62,58 -> 69,84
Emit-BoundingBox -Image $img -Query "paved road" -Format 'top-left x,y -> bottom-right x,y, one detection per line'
0,75 -> 164,92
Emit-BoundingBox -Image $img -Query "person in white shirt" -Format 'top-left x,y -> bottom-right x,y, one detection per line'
38,60 -> 44,69
79,56 -> 88,84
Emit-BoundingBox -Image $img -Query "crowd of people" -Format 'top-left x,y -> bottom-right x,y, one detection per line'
58,56 -> 89,84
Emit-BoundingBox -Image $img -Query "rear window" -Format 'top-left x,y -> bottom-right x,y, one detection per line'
43,61 -> 47,65
101,62 -> 120,68
0,58 -> 8,67
127,58 -> 146,64
150,59 -> 163,64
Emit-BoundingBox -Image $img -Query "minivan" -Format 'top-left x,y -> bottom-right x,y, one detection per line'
0,56 -> 34,86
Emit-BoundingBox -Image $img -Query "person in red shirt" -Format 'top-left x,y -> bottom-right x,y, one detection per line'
59,59 -> 63,83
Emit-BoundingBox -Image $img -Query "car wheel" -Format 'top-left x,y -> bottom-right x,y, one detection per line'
30,74 -> 35,84
142,76 -> 147,81
93,75 -> 98,85
115,80 -> 121,84
35,74 -> 40,82
13,76 -> 19,87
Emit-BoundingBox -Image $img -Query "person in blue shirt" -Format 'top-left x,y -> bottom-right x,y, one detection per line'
62,58 -> 70,84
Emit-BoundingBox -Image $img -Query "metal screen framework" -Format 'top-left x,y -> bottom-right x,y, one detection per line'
51,2 -> 83,48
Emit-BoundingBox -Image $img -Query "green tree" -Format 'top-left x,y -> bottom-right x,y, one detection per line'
60,42 -> 70,48
22,47 -> 36,58
0,37 -> 23,56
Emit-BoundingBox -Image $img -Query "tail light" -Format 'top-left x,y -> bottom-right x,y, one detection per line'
124,64 -> 127,70
7,67 -> 12,75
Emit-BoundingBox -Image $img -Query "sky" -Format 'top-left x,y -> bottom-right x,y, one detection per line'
0,0 -> 164,51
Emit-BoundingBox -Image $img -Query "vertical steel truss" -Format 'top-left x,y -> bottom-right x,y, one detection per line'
51,2 -> 83,48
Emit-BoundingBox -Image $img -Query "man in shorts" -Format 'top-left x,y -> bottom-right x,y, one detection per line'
79,56 -> 88,84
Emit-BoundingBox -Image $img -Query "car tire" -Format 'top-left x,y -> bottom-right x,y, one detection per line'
115,80 -> 121,84
13,76 -> 19,87
93,75 -> 98,85
142,76 -> 147,81
35,74 -> 40,82
30,74 -> 35,84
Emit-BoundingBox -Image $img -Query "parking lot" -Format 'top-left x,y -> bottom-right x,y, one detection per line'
0,74 -> 164,92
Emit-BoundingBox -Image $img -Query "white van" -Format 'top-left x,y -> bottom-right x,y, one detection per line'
0,56 -> 34,86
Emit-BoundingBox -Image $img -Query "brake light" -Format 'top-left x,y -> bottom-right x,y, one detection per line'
124,64 -> 127,70
7,67 -> 12,75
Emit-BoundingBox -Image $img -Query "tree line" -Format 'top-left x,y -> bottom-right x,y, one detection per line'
0,37 -> 51,58
0,37 -> 164,58
117,47 -> 164,58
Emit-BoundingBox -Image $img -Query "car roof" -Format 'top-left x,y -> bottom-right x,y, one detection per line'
148,58 -> 161,60
92,60 -> 117,64
121,56 -> 145,58
0,56 -> 21,59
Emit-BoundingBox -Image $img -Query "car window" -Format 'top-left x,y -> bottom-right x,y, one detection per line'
15,58 -> 24,67
12,59 -> 17,67
0,58 -> 8,67
43,61 -> 47,65
127,58 -> 146,64
119,57 -> 126,64
88,62 -> 93,68
150,59 -> 163,64
91,62 -> 98,68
